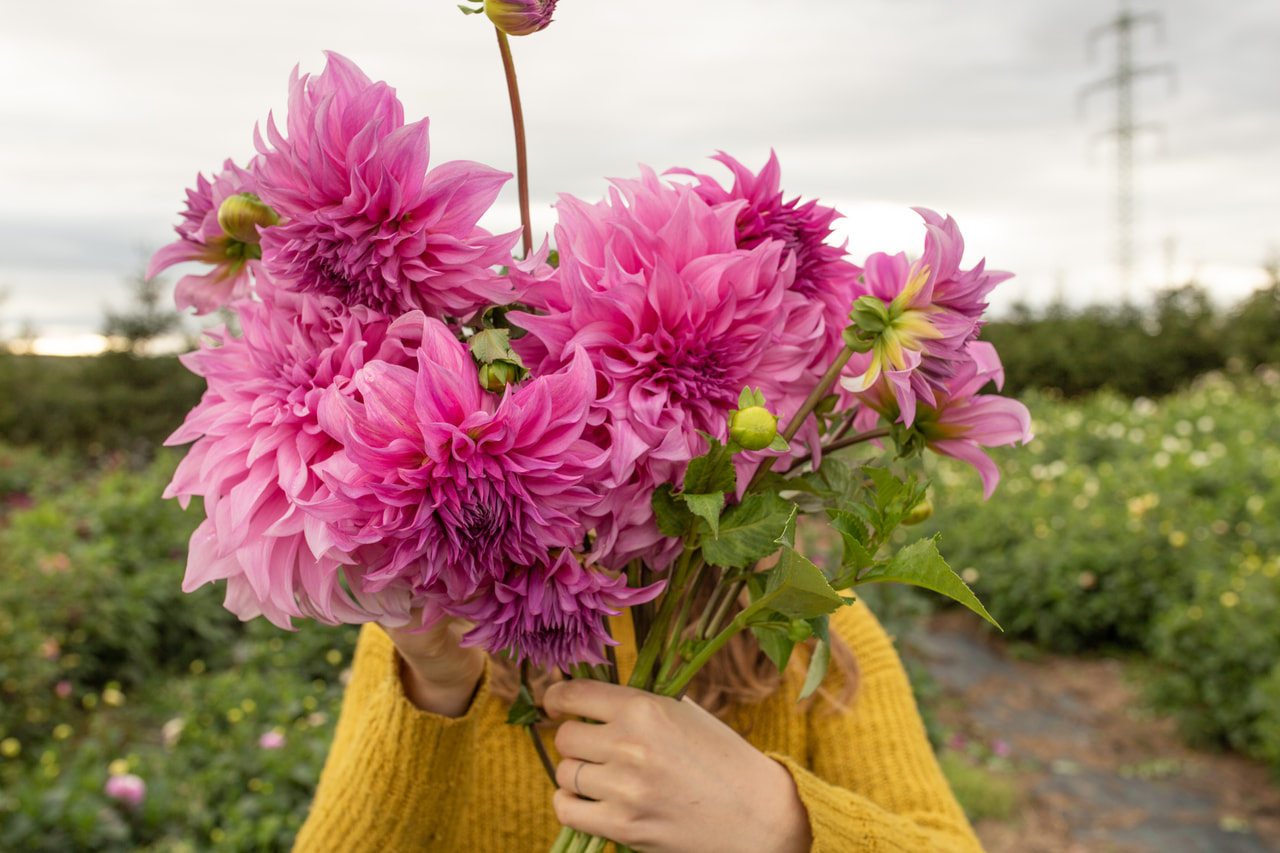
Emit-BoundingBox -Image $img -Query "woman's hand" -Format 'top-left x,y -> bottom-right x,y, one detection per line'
544,680 -> 812,853
382,617 -> 485,718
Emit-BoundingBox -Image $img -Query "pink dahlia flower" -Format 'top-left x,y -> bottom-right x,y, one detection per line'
512,167 -> 819,568
258,730 -> 286,750
164,276 -> 424,629
309,316 -> 607,610
254,51 -> 518,320
841,209 -> 1011,427
147,158 -> 267,315
104,773 -> 146,809
452,550 -> 662,671
854,341 -> 1033,499
484,0 -> 557,36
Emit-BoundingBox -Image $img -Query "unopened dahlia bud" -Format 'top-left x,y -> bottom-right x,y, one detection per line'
729,406 -> 779,451
479,360 -> 522,392
902,498 -> 933,526
217,193 -> 279,244
484,0 -> 557,35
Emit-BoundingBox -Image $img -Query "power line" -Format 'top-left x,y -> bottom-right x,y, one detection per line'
1079,0 -> 1175,299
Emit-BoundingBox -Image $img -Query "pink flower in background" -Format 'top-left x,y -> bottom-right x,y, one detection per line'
164,277 -> 424,629
512,167 -> 815,568
258,730 -> 286,750
254,52 -> 518,320
147,158 -> 267,315
453,550 -> 662,671
104,773 -> 146,809
854,341 -> 1033,499
55,680 -> 72,699
310,317 -> 606,609
484,0 -> 558,35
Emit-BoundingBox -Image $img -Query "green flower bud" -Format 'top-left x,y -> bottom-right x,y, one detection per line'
217,193 -> 279,245
729,406 -> 778,451
849,295 -> 892,335
902,498 -> 933,526
786,619 -> 814,643
478,360 -> 521,392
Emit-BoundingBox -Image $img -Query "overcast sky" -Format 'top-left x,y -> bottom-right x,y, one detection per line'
2,0 -> 1278,352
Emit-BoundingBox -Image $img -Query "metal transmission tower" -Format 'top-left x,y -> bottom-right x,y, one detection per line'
1079,1 -> 1174,298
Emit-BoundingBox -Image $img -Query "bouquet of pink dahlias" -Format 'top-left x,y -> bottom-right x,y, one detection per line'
153,20 -> 1031,853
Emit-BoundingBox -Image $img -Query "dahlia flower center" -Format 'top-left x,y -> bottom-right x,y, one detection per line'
652,339 -> 735,404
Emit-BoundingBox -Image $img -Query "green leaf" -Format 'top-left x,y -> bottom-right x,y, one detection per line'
738,387 -> 767,409
854,535 -> 1002,629
807,613 -> 831,646
469,327 -> 524,367
651,484 -> 694,537
683,491 -> 725,537
750,622 -> 795,672
825,509 -> 875,587
701,492 -> 793,568
744,510 -> 844,620
505,683 -> 539,727
684,437 -> 736,496
767,434 -> 790,452
797,639 -> 831,702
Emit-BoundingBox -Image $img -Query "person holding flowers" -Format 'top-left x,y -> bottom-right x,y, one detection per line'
154,7 -> 1030,848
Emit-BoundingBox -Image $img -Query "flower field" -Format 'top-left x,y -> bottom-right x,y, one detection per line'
2,366 -> 1279,849
920,366 -> 1280,770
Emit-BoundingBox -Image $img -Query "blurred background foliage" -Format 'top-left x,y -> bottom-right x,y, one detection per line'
1,271 -> 1279,847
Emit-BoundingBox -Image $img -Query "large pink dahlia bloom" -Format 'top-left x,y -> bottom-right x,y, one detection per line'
307,317 -> 608,612
254,52 -> 518,319
452,550 -> 661,671
512,168 -> 820,568
147,158 -> 265,315
164,277 -> 422,628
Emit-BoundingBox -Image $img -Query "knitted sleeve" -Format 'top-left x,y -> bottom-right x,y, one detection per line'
291,624 -> 492,853
773,603 -> 985,852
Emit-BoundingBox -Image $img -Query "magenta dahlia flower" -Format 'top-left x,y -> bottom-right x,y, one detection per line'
147,158 -> 269,315
841,209 -> 1011,427
854,341 -> 1033,499
253,52 -> 518,320
452,550 -> 662,671
308,316 -> 608,608
512,167 -> 820,568
484,0 -> 557,36
164,276 -> 425,629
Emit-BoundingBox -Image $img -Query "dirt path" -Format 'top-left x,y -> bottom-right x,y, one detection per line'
907,610 -> 1280,853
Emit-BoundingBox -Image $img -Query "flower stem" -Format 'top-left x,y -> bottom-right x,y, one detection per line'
627,548 -> 695,690
783,426 -> 893,475
549,825 -> 577,853
521,660 -> 558,787
495,28 -> 533,258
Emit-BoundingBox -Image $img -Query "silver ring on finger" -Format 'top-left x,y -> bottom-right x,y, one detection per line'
573,759 -> 591,799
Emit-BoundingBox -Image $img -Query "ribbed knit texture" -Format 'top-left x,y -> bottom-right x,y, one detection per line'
292,600 -> 984,852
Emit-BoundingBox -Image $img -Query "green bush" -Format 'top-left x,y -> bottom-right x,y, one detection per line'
915,368 -> 1280,768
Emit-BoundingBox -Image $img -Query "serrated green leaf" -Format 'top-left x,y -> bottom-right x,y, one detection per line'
651,484 -> 694,537
750,623 -> 795,672
797,639 -> 831,702
683,439 -> 736,496
854,535 -> 1001,629
701,492 -> 793,568
505,683 -> 539,726
683,491 -> 725,537
862,465 -> 904,510
469,327 -> 523,366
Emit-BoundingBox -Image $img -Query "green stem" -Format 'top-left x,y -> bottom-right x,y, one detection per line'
627,548 -> 694,689
783,427 -> 893,474
582,836 -> 609,853
655,603 -> 756,697
565,830 -> 592,853
520,661 -> 558,787
747,343 -> 856,492
549,825 -> 577,853
495,28 -> 532,258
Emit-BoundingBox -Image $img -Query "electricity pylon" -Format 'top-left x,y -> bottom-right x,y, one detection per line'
1079,0 -> 1175,298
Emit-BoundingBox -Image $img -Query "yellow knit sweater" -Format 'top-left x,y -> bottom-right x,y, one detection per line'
293,600 -> 984,852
